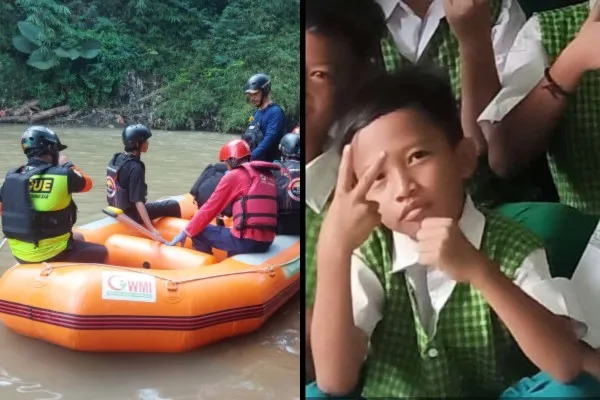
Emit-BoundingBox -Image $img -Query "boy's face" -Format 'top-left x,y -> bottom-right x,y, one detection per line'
351,109 -> 476,235
305,30 -> 354,162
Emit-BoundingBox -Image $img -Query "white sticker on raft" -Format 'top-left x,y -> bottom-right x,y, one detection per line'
101,271 -> 157,303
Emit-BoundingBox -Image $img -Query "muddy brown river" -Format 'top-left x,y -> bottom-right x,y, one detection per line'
0,125 -> 300,400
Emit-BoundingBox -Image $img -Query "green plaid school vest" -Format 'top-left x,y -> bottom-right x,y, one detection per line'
379,1 -> 550,209
306,206 -> 326,307
537,4 -> 600,215
359,212 -> 540,397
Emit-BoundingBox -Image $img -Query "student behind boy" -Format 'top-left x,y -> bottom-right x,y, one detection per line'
305,0 -> 387,382
378,0 -> 558,208
106,124 -> 181,240
479,0 -> 600,216
309,68 -> 600,398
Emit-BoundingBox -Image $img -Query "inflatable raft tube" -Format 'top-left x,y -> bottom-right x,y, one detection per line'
0,196 -> 300,352
74,193 -> 233,260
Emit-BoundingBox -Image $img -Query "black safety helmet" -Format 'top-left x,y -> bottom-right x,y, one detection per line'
21,126 -> 67,157
122,124 -> 152,151
279,133 -> 300,159
243,73 -> 271,96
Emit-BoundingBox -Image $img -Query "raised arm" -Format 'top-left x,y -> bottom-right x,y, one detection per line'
480,5 -> 599,177
445,0 -> 525,155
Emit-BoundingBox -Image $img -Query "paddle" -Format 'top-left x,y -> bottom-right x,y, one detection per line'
0,237 -> 6,251
102,206 -> 168,244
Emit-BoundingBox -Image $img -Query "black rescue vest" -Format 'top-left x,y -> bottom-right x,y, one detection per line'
276,159 -> 300,214
241,123 -> 264,152
189,162 -> 233,217
1,163 -> 74,245
106,152 -> 147,211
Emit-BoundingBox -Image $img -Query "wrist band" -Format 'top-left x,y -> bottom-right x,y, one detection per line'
542,67 -> 570,99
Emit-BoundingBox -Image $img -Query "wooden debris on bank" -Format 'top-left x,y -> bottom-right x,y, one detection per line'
0,101 -> 70,124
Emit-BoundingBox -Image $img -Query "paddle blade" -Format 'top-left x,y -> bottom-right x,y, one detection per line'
103,206 -> 124,218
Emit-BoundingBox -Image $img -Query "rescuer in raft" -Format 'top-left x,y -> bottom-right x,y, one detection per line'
167,139 -> 279,256
106,124 -> 181,240
242,73 -> 286,161
0,126 -> 108,264
274,133 -> 301,235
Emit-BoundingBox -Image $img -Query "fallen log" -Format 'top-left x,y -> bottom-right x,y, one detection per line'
0,105 -> 70,124
0,115 -> 28,123
6,100 -> 39,116
30,105 -> 70,122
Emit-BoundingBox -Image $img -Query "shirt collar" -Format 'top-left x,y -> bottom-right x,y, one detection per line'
376,0 -> 401,19
391,196 -> 485,273
375,0 -> 444,20
306,147 -> 340,214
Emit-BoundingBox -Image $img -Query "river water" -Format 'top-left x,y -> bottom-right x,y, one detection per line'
0,125 -> 300,400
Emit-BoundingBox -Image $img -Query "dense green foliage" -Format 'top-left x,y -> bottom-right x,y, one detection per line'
0,0 -> 299,131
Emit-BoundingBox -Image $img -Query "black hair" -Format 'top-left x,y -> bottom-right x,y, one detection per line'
305,0 -> 387,63
335,65 -> 463,151
228,155 -> 251,169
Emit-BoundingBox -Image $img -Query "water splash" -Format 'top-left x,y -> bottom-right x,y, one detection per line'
137,388 -> 172,400
0,367 -> 63,400
262,328 -> 299,355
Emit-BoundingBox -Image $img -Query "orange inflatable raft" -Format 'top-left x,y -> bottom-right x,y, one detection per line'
0,194 -> 300,352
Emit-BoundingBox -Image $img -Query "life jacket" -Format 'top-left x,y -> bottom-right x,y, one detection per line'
1,162 -> 75,247
106,152 -> 146,211
275,159 -> 300,214
231,161 -> 279,239
189,162 -> 233,217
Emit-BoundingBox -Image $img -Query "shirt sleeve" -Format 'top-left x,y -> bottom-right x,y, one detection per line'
127,164 -> 147,203
251,106 -> 286,160
513,248 -> 589,339
478,15 -> 547,123
351,250 -> 385,338
67,165 -> 93,194
490,0 -> 528,74
185,171 -> 242,237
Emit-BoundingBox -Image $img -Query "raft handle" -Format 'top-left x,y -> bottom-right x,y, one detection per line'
266,266 -> 275,277
166,280 -> 178,292
40,263 -> 53,277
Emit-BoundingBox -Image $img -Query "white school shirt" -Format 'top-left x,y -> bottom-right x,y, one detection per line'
478,0 -> 597,123
376,0 -> 526,72
306,147 -> 340,215
350,196 -> 589,341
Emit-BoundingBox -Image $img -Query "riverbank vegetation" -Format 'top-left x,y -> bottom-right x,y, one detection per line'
0,0 -> 299,132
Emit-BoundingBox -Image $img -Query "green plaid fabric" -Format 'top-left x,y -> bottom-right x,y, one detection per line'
537,4 -> 600,215
360,212 -> 540,397
380,1 -> 550,209
306,206 -> 326,307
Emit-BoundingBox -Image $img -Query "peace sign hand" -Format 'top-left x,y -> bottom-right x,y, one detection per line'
319,145 -> 386,253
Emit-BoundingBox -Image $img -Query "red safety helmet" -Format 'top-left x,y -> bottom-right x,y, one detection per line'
219,139 -> 251,162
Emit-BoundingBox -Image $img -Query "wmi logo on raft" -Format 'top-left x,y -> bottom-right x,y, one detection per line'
101,271 -> 157,303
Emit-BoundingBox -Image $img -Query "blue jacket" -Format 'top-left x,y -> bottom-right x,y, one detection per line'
250,103 -> 286,161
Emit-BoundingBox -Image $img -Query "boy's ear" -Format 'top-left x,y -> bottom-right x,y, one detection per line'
455,138 -> 478,179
